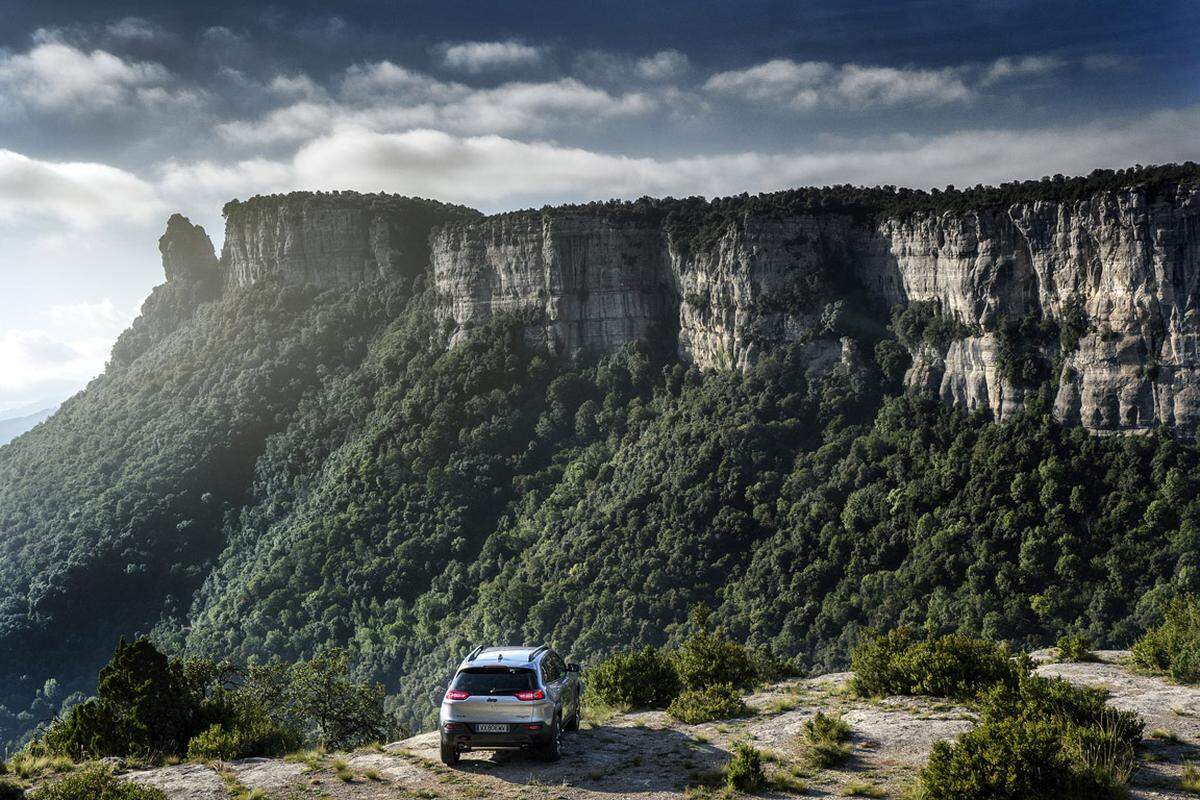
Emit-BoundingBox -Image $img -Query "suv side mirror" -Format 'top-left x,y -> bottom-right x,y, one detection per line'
567,663 -> 581,673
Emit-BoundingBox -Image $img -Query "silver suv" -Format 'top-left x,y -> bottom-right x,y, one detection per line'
438,645 -> 582,765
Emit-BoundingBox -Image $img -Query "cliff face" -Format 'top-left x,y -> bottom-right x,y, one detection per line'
149,177 -> 1200,435
859,187 -> 1200,432
433,211 -> 677,359
220,193 -> 479,291
428,184 -> 1200,435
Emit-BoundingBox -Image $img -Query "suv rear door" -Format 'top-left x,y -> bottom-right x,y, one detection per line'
446,667 -> 537,723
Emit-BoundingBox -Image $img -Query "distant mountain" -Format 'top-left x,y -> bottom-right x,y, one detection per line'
0,406 -> 56,446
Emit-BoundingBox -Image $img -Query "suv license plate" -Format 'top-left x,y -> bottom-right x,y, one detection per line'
475,723 -> 509,733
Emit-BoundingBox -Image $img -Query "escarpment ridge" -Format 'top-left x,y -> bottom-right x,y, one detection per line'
150,165 -> 1200,434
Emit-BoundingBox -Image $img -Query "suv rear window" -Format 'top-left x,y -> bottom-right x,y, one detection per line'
452,667 -> 537,695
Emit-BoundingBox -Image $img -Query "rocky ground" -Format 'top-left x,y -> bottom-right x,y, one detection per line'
25,652 -> 1200,799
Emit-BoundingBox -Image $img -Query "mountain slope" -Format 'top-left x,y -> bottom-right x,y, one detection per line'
0,407 -> 56,447
1,167 -> 1199,749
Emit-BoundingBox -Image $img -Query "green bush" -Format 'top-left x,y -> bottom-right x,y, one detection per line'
667,683 -> 748,724
28,765 -> 166,800
922,717 -> 1072,800
980,671 -> 1142,751
586,647 -> 680,709
724,742 -> 765,792
801,711 -> 852,768
850,628 -> 1015,700
38,639 -> 386,761
1132,595 -> 1200,682
1056,634 -> 1095,663
747,646 -> 795,684
39,638 -> 199,759
185,714 -> 300,763
672,609 -> 757,692
920,671 -> 1141,800
186,725 -> 241,762
288,648 -> 397,750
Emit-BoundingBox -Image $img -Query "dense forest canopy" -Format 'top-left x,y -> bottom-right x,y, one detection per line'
1,165 -> 1198,750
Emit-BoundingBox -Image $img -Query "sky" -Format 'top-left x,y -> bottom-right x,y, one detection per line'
0,0 -> 1197,410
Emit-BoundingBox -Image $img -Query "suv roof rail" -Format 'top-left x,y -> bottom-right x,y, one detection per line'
527,645 -> 549,662
466,645 -> 487,661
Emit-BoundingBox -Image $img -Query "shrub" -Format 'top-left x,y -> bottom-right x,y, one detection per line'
667,683 -> 748,724
587,647 -> 680,709
724,742 -> 764,792
850,628 -> 1015,700
288,648 -> 398,750
187,725 -> 241,762
37,639 -> 389,762
28,765 -> 166,800
1182,762 -> 1200,792
672,610 -> 757,692
801,711 -> 852,768
920,671 -> 1142,800
921,717 -> 1073,800
748,647 -> 795,684
1056,634 -> 1095,663
39,638 -> 198,759
1132,595 -> 1200,682
981,670 -> 1142,748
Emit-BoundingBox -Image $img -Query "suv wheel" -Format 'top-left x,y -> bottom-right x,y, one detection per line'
539,716 -> 562,762
440,742 -> 460,766
563,707 -> 579,731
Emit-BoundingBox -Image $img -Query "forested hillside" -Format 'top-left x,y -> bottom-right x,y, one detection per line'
1,169 -> 1198,750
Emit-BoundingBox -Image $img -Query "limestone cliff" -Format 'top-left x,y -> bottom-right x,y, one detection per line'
428,177 -> 1200,435
220,192 -> 479,291
148,167 -> 1200,435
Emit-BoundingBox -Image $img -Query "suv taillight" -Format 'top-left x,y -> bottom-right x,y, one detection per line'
516,689 -> 545,701
445,689 -> 470,700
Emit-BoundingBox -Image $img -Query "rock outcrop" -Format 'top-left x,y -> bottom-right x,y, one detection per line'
159,213 -> 219,285
220,192 -> 479,291
110,215 -> 221,369
149,171 -> 1200,435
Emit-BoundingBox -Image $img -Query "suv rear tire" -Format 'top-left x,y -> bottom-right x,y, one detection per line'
539,716 -> 562,762
440,742 -> 460,766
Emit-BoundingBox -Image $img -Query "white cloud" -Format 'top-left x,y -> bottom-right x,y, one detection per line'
636,50 -> 690,81
0,149 -> 163,227
980,55 -> 1066,86
0,36 -> 174,114
268,74 -> 327,100
438,78 -> 654,133
341,61 -> 464,104
179,107 -> 1200,209
439,40 -> 545,73
157,157 -> 295,205
705,58 -> 970,109
219,62 -> 657,144
106,17 -> 167,42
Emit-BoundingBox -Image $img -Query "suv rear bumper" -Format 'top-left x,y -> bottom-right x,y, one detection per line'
441,722 -> 552,751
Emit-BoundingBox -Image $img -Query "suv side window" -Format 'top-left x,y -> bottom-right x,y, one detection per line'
542,654 -> 561,684
551,652 -> 567,678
